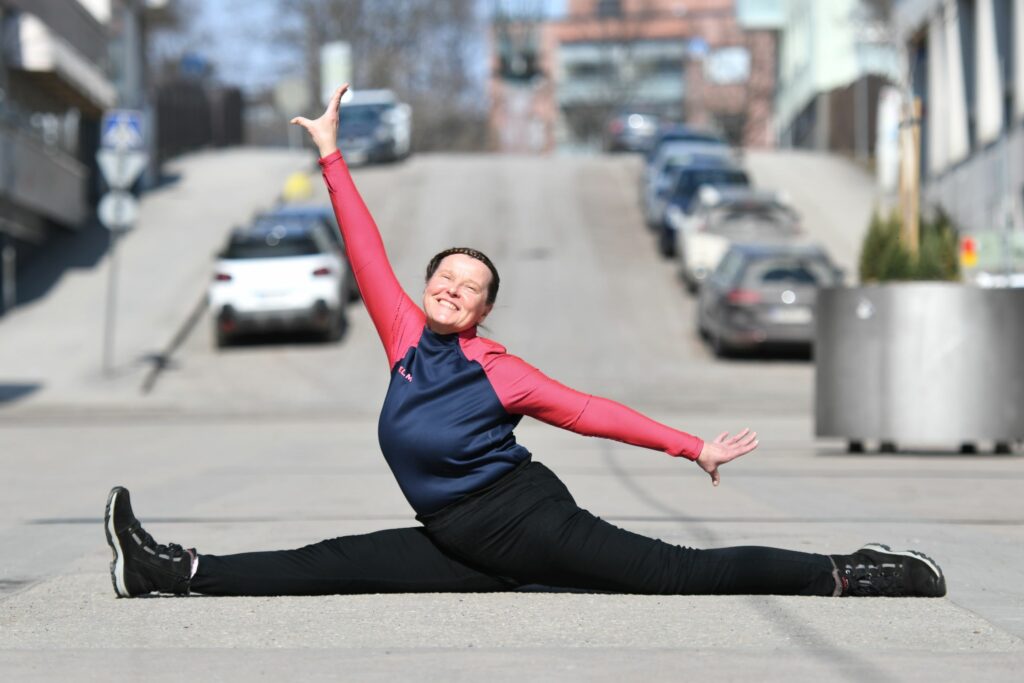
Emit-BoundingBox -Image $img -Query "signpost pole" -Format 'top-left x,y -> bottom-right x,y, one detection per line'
96,109 -> 147,376
102,230 -> 120,376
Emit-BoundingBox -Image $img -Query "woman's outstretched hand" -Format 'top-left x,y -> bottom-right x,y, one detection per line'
695,428 -> 758,487
290,83 -> 349,158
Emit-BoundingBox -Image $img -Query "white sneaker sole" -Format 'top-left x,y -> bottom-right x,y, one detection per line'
104,488 -> 130,598
860,542 -> 943,580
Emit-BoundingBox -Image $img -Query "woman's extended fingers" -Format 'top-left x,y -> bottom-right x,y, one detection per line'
718,430 -> 759,464
324,84 -> 349,117
733,430 -> 757,448
289,84 -> 349,130
697,428 -> 759,487
714,428 -> 755,447
288,83 -> 348,157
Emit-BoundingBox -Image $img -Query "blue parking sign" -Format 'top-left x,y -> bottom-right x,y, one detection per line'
101,110 -> 144,150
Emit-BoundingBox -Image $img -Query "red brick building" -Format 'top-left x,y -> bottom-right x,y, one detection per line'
490,0 -> 780,152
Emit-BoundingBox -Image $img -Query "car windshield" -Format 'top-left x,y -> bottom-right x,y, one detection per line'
659,131 -> 724,146
342,105 -> 387,125
673,169 -> 748,203
259,212 -> 343,249
743,256 -> 837,287
663,154 -> 732,177
223,231 -> 322,259
709,206 -> 798,237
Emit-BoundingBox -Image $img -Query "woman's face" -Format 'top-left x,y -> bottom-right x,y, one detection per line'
423,254 -> 493,334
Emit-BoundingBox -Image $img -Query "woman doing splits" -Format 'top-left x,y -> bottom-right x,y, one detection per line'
104,86 -> 946,600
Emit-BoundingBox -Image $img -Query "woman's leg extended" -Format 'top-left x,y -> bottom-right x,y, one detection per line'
422,462 -> 836,596
191,527 -> 517,596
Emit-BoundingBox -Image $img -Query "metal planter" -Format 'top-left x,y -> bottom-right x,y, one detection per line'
815,283 -> 1024,450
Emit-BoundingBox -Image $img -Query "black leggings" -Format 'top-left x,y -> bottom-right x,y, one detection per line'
192,461 -> 837,596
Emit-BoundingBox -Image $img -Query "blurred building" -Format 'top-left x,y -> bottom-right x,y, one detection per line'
0,1 -> 218,315
774,0 -> 900,158
0,0 -> 117,312
489,0 -> 784,153
894,0 -> 1024,279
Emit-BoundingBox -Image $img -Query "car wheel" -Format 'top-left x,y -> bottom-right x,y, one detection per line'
711,330 -> 730,358
347,281 -> 362,303
324,308 -> 347,343
658,230 -> 676,258
215,324 -> 231,349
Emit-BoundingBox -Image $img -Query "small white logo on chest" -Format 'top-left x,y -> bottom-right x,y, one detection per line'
398,366 -> 413,382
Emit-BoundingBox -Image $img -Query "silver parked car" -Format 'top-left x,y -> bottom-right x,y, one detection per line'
674,188 -> 801,292
696,242 -> 842,357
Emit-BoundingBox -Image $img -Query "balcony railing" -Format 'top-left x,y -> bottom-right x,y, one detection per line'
3,0 -> 108,65
3,9 -> 117,114
0,115 -> 88,229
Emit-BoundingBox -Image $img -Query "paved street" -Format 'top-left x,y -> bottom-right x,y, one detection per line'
0,149 -> 1021,681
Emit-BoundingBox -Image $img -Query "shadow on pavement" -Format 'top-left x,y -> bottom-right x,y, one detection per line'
218,330 -> 346,348
15,217 -> 110,308
13,173 -> 182,309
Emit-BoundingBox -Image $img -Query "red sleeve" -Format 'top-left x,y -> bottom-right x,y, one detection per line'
475,343 -> 704,460
320,151 -> 423,366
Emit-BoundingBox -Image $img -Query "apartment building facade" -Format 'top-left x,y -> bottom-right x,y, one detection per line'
491,0 -> 783,152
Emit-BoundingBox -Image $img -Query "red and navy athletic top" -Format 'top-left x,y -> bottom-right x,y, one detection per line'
321,151 -> 704,514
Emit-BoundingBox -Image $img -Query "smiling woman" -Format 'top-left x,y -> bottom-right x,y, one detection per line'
102,85 -> 948,601
422,248 -> 499,334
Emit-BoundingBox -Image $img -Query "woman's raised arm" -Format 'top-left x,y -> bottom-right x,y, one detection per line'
291,86 -> 424,366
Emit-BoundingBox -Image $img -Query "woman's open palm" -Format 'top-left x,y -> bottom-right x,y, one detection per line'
696,428 -> 758,487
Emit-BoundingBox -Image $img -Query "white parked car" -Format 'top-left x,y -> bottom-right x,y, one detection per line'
208,219 -> 352,347
671,187 -> 801,292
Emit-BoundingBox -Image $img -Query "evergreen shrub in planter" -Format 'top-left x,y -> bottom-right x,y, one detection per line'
815,210 -> 1023,453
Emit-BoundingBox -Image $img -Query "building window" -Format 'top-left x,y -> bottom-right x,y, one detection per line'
597,0 -> 622,18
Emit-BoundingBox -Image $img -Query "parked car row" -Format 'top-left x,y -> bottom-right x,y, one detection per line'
208,204 -> 359,348
635,123 -> 842,356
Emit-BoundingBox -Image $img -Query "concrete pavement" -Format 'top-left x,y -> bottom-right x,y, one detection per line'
0,149 -> 1021,681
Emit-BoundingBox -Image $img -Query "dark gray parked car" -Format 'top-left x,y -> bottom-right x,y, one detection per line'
696,242 -> 842,356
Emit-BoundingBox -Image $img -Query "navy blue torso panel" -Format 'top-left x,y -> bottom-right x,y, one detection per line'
377,327 -> 531,514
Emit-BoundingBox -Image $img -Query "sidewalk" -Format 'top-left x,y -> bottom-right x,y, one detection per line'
0,148 -> 311,414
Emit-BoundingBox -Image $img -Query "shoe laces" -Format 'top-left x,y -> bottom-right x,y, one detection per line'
841,555 -> 905,597
131,524 -> 188,562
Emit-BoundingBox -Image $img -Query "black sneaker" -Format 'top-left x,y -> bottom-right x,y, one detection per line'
104,486 -> 193,597
832,543 -> 946,597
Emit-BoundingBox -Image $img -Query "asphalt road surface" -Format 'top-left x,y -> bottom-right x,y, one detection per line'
0,151 -> 1021,682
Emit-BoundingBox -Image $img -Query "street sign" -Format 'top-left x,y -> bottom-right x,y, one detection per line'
101,110 -> 144,150
97,149 -> 148,190
98,191 -> 139,230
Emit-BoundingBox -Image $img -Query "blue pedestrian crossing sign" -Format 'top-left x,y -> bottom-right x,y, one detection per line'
101,110 -> 144,151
